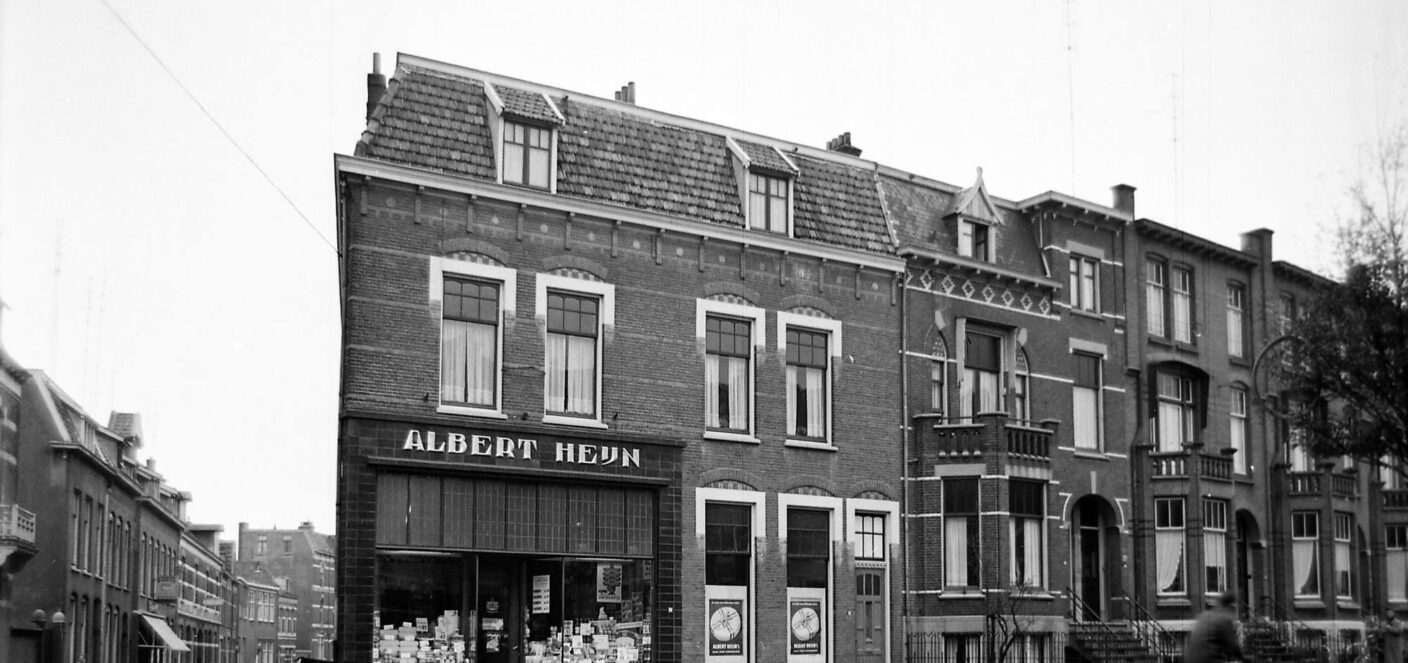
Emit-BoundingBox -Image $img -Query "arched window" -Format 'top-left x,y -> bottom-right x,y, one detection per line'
930,336 -> 948,414
1014,350 -> 1031,421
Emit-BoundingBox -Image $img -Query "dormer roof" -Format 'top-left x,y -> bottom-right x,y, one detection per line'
945,168 -> 1004,226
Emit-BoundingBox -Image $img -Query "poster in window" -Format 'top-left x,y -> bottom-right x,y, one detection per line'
596,563 -> 623,603
532,574 -> 552,614
707,598 -> 745,656
788,599 -> 822,655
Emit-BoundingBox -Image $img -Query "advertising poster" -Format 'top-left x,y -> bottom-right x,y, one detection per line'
788,599 -> 823,656
707,598 -> 745,656
532,575 -> 551,614
596,563 -> 623,603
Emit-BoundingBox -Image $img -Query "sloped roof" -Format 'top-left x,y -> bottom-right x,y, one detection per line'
945,168 -> 1004,225
357,59 -> 896,255
109,411 -> 142,443
880,173 -> 1047,277
736,139 -> 796,175
490,82 -> 563,125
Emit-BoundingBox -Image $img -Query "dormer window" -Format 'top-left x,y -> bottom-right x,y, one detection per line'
958,220 -> 991,262
503,121 -> 551,189
748,172 -> 789,233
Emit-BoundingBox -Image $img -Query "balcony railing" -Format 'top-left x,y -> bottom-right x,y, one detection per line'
1384,489 -> 1408,509
1151,452 -> 1187,478
178,598 -> 221,623
1201,453 -> 1233,481
1331,473 -> 1358,498
1288,472 -> 1321,496
0,504 -> 37,546
915,413 -> 1052,463
926,423 -> 984,457
1006,425 -> 1050,459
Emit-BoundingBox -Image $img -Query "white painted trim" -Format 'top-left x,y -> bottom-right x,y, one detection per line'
776,311 -> 843,444
1030,372 -> 1074,385
1067,338 -> 1108,357
724,137 -> 751,168
337,154 -> 907,273
482,80 -> 504,115
1065,240 -> 1106,260
703,431 -> 762,444
430,258 -> 518,416
772,146 -> 800,174
541,92 -> 566,124
902,285 -> 1062,321
697,486 -> 766,663
698,299 -> 766,438
784,440 -> 838,452
847,500 -> 898,663
535,273 -> 615,423
777,493 -> 843,663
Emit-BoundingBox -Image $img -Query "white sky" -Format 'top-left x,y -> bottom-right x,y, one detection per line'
0,1 -> 1403,540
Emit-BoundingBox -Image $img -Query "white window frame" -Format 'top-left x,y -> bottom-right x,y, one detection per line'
778,493 -> 844,663
698,487 -> 766,663
535,273 -> 614,428
776,311 -> 842,449
1069,254 -> 1100,313
1227,283 -> 1247,358
1146,258 -> 1167,337
697,299 -> 766,443
1071,351 -> 1103,450
958,324 -> 1007,419
1171,265 -> 1194,344
501,120 -> 554,190
958,219 -> 992,262
1334,513 -> 1353,599
942,477 -> 981,591
1387,525 -> 1408,602
746,171 -> 793,235
431,257 -> 518,419
1204,500 -> 1229,594
1292,511 -> 1320,598
1008,480 -> 1047,589
1230,388 -> 1249,474
1155,497 -> 1186,596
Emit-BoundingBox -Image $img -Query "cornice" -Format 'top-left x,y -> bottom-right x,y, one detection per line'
897,245 -> 1062,291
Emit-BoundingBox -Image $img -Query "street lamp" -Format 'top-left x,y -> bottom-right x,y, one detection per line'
30,609 -> 67,663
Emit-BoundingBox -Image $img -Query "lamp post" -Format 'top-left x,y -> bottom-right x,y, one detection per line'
30,609 -> 67,663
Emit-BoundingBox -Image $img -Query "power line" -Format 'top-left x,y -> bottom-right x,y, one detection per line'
95,0 -> 340,256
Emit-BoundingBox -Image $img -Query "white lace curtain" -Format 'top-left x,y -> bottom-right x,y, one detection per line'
1293,540 -> 1317,595
545,334 -> 595,414
705,355 -> 748,429
1073,387 -> 1099,449
945,517 -> 969,586
441,320 -> 495,405
1204,531 -> 1227,593
785,366 -> 825,437
1389,550 -> 1408,601
1156,529 -> 1184,593
1010,518 -> 1042,586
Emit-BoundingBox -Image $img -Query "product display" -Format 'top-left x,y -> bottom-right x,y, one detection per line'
375,610 -> 472,663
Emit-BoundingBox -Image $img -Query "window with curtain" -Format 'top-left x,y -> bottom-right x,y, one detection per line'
1172,266 -> 1193,343
959,220 -> 991,261
1204,500 -> 1228,594
930,361 -> 945,414
1292,512 -> 1319,597
1334,513 -> 1353,598
748,172 -> 789,233
1072,353 -> 1102,449
545,291 -> 599,416
1156,373 -> 1196,452
1288,423 -> 1312,472
503,121 -> 551,189
1070,255 -> 1099,312
856,514 -> 886,561
787,508 -> 830,589
1383,457 -> 1405,490
705,316 -> 751,431
1146,259 -> 1166,336
705,503 -> 751,587
1013,350 -> 1030,422
1227,283 -> 1247,358
962,331 -> 1002,417
944,478 -> 980,588
1230,388 -> 1249,474
786,327 -> 828,439
441,276 -> 499,407
1388,525 -> 1407,602
1155,497 -> 1185,595
1009,480 -> 1045,587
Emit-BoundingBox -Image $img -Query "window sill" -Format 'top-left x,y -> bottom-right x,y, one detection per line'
938,589 -> 984,599
1294,598 -> 1325,609
1071,449 -> 1109,462
1337,599 -> 1360,610
785,439 -> 837,452
1229,357 -> 1252,369
1069,308 -> 1103,321
703,431 -> 761,444
542,415 -> 608,429
436,404 -> 509,419
1157,596 -> 1191,607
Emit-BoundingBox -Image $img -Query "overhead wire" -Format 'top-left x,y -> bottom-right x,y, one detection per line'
95,0 -> 341,256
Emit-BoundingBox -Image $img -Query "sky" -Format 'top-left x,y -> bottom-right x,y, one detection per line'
0,1 -> 1404,542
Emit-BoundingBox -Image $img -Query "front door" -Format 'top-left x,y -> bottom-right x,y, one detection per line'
1075,498 -> 1103,621
478,558 -> 521,663
855,569 -> 886,663
1236,518 -> 1254,617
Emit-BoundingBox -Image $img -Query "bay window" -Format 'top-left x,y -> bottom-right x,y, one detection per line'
944,478 -> 980,588
1204,500 -> 1228,594
1009,480 -> 1045,588
1156,372 -> 1196,452
1155,497 -> 1185,595
1292,512 -> 1319,597
1334,513 -> 1353,599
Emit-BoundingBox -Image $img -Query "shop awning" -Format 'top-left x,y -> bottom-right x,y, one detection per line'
140,615 -> 191,652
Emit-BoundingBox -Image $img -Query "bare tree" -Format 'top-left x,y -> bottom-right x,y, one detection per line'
987,584 -> 1044,663
1333,122 -> 1408,296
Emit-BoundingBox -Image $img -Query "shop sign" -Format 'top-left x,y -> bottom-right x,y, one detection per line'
532,575 -> 551,614
402,429 -> 641,468
155,576 -> 179,602
788,599 -> 823,656
707,598 -> 745,656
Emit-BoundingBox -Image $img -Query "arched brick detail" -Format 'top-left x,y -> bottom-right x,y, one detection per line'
782,474 -> 838,496
786,485 -> 835,497
703,281 -> 761,306
541,255 -> 609,280
439,238 -> 509,265
849,483 -> 895,501
780,294 -> 836,318
699,468 -> 764,491
704,480 -> 757,492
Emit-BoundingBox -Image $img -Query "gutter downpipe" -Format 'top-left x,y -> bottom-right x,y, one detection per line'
899,268 -> 912,661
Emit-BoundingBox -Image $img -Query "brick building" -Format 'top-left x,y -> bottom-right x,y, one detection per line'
0,322 -> 38,662
233,564 -> 282,663
235,522 -> 336,661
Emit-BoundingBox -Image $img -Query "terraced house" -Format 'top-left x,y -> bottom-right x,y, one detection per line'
336,53 -> 1379,663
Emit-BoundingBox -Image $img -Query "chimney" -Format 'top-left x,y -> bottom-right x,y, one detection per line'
366,53 -> 387,121
1111,184 -> 1136,216
300,521 -> 314,531
826,132 -> 862,157
613,82 -> 636,105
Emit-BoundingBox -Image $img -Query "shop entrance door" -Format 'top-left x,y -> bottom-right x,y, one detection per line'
478,557 -> 521,663
855,569 -> 886,663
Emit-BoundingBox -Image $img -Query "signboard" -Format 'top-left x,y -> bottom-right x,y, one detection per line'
155,577 -> 179,602
788,599 -> 823,656
707,598 -> 745,657
532,575 -> 551,614
400,429 -> 642,469
596,563 -> 623,603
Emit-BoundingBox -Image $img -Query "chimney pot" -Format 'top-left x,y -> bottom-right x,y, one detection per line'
826,132 -> 862,157
366,53 -> 388,122
1111,184 -> 1136,216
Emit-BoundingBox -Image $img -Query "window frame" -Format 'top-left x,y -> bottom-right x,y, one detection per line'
1154,370 -> 1198,452
960,328 -> 1005,419
942,477 -> 981,590
1334,512 -> 1353,599
1204,499 -> 1229,594
776,311 -> 842,449
431,257 -> 518,418
1388,524 -> 1408,602
1146,258 -> 1167,337
1230,387 -> 1249,475
958,219 -> 992,262
1071,352 -> 1103,450
1171,264 -> 1194,344
1292,511 -> 1320,597
1227,282 -> 1248,358
1069,254 -> 1100,313
697,299 -> 765,443
1154,497 -> 1186,596
536,273 -> 615,428
1009,479 -> 1046,588
501,119 -> 554,190
746,171 -> 791,234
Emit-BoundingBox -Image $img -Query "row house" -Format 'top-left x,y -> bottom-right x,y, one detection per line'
235,522 -> 336,660
176,524 -> 236,663
0,322 -> 38,661
335,53 -> 905,663
233,563 -> 287,663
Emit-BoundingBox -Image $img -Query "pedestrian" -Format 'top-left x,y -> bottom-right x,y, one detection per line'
1183,590 -> 1244,663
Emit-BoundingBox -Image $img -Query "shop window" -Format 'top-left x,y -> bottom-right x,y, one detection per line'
1155,372 -> 1197,452
1292,511 -> 1319,597
1069,254 -> 1099,312
375,554 -> 463,652
962,331 -> 1002,417
1231,388 -> 1249,474
943,478 -> 980,588
1155,497 -> 1185,595
706,316 -> 752,432
1204,500 -> 1228,594
1335,513 -> 1353,598
1009,480 -> 1045,588
748,172 -> 790,234
503,120 -> 552,189
1072,353 -> 1102,449
1227,283 -> 1247,358
1388,525 -> 1408,602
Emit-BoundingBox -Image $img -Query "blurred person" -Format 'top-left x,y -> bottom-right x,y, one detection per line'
1183,590 -> 1243,663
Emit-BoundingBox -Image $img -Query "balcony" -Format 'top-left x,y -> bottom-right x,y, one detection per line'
1289,471 -> 1321,496
178,597 -> 221,624
1287,471 -> 1359,498
0,503 -> 38,573
912,412 -> 1052,465
1384,489 -> 1408,509
1149,450 -> 1233,482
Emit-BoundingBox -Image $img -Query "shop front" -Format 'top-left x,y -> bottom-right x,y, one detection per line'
341,418 -> 681,663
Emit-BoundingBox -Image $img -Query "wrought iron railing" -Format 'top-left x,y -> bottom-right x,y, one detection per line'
1116,594 -> 1182,662
904,631 -> 1068,663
